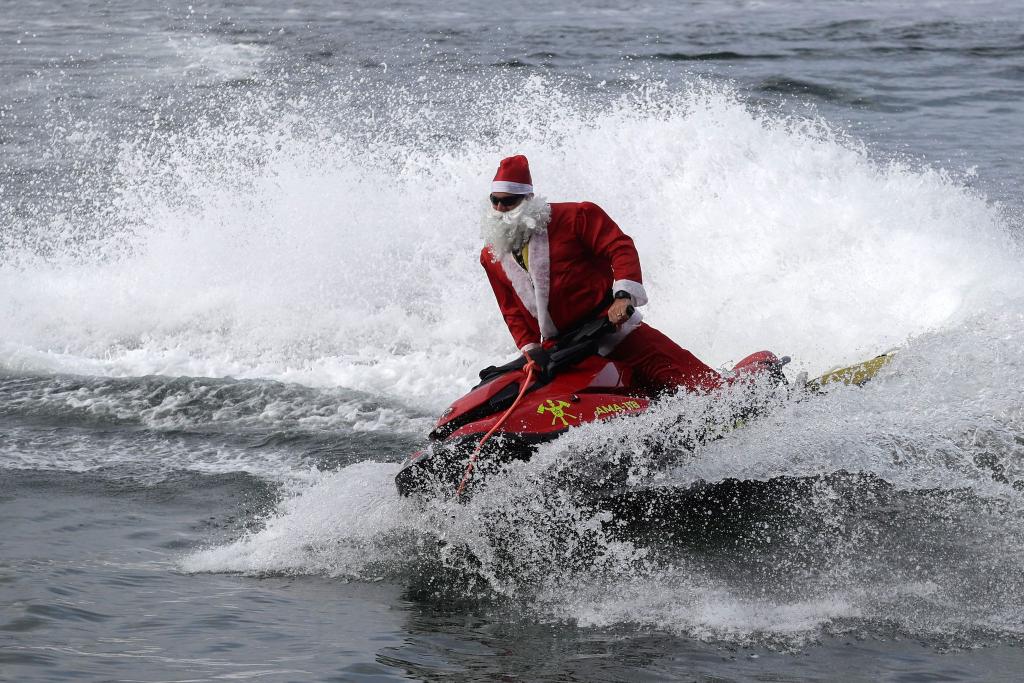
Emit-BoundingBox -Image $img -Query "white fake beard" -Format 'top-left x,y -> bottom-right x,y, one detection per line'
480,196 -> 552,258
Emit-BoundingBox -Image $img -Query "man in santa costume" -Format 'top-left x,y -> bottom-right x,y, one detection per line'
480,154 -> 724,394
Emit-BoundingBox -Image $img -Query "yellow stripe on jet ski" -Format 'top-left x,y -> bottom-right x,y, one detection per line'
811,352 -> 894,388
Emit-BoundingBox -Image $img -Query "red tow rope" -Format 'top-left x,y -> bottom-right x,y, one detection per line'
454,356 -> 538,499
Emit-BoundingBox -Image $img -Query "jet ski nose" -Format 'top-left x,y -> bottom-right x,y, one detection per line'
402,447 -> 431,467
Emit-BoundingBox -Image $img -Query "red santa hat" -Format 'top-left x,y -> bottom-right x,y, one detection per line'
491,155 -> 534,194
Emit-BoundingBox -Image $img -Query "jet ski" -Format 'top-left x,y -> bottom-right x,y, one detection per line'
395,314 -> 796,498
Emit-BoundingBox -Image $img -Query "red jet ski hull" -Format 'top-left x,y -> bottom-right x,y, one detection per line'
395,349 -> 784,497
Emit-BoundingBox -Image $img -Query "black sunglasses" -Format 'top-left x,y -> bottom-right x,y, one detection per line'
489,194 -> 526,207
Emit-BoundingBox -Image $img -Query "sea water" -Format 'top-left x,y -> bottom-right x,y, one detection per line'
3,1 -> 1024,680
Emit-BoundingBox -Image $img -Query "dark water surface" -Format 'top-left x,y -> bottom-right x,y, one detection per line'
6,470 -> 1024,682
3,1 -> 1024,681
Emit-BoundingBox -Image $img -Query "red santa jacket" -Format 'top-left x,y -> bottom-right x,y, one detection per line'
480,201 -> 648,354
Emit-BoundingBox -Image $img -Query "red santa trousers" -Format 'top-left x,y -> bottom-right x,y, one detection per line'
606,323 -> 724,394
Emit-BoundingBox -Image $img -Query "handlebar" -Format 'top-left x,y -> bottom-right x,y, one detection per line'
476,307 -> 633,386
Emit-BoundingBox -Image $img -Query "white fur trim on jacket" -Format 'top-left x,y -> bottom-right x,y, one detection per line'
499,251 -> 538,319
491,181 -> 534,194
528,228 -> 559,339
611,279 -> 648,307
498,227 -> 559,342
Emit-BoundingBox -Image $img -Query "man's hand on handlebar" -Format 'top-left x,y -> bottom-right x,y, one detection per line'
523,346 -> 552,380
608,299 -> 634,326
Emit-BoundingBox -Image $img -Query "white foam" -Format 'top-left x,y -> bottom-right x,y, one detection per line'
177,389 -> 1024,643
560,573 -> 862,644
165,34 -> 271,83
2,77 -> 1020,411
666,303 -> 1024,495
182,462 -> 419,576
0,425 -> 313,482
